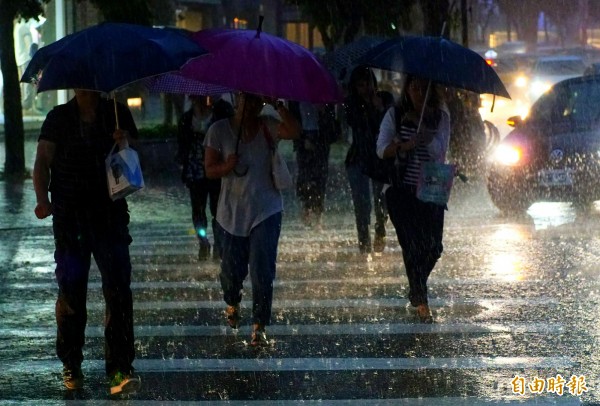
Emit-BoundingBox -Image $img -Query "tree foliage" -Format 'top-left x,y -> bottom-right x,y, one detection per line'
83,0 -> 153,25
284,0 -> 416,51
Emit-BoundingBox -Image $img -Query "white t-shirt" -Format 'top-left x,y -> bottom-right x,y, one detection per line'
204,118 -> 283,237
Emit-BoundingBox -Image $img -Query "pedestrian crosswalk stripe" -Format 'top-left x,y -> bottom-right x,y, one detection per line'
0,297 -> 560,314
0,322 -> 565,338
2,356 -> 575,373
4,277 -> 552,291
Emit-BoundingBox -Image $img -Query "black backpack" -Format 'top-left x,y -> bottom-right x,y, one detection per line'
355,106 -> 406,185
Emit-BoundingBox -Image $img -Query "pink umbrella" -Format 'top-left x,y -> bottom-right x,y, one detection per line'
178,17 -> 343,104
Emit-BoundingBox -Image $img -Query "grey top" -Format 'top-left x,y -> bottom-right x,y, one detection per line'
204,118 -> 283,237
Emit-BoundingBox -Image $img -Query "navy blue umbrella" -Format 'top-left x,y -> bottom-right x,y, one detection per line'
321,36 -> 386,82
21,22 -> 208,94
357,35 -> 510,98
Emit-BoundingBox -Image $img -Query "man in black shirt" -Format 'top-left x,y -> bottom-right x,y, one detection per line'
33,89 -> 141,395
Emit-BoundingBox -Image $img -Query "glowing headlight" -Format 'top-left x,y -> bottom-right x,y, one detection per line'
531,80 -> 552,97
515,76 -> 528,87
492,144 -> 522,166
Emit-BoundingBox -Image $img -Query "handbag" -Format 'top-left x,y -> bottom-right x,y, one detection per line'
105,141 -> 145,201
263,124 -> 293,190
416,161 -> 455,206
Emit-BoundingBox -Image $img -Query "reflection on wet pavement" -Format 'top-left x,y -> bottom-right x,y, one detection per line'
1,174 -> 599,404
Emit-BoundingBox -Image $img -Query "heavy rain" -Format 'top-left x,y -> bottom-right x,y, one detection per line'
2,0 -> 600,405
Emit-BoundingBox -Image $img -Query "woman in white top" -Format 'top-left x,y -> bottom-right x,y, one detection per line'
376,76 -> 451,323
204,92 -> 300,345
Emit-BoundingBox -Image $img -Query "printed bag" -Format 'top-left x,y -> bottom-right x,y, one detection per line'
105,142 -> 145,201
416,161 -> 455,206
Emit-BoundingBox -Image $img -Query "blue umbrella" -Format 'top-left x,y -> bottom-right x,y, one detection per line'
21,22 -> 208,94
357,35 -> 510,98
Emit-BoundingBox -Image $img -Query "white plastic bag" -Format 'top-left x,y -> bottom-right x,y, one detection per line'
105,142 -> 144,201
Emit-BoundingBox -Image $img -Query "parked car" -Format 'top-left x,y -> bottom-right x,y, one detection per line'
487,74 -> 600,212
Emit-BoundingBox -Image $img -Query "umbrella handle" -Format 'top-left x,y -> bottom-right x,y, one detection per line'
112,93 -> 120,129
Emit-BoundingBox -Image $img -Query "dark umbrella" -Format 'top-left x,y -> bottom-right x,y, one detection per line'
20,22 -> 208,126
321,36 -> 386,82
357,35 -> 510,99
144,72 -> 231,96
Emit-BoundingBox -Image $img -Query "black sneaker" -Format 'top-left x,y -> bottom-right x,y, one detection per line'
63,365 -> 84,390
109,371 -> 141,396
198,239 -> 211,261
373,235 -> 386,253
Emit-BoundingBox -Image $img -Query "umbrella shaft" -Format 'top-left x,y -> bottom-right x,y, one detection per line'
416,81 -> 432,134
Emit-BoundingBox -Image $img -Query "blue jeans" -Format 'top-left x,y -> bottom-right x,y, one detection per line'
346,163 -> 388,252
219,212 -> 282,326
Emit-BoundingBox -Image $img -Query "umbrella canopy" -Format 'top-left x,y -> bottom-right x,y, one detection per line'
21,22 -> 208,93
321,36 -> 386,82
357,35 -> 510,98
177,22 -> 343,103
145,72 -> 232,96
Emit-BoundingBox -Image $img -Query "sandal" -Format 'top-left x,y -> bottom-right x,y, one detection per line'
416,304 -> 434,324
225,305 -> 240,329
250,324 -> 267,346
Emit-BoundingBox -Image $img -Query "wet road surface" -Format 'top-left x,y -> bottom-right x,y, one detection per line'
0,173 -> 599,405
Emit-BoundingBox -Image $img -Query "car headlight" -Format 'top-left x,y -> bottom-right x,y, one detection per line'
530,80 -> 552,98
515,75 -> 528,87
492,144 -> 522,166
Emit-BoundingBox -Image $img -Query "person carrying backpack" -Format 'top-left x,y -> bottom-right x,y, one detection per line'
344,66 -> 389,254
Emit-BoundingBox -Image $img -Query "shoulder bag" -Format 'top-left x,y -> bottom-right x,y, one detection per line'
416,161 -> 455,206
263,124 -> 293,190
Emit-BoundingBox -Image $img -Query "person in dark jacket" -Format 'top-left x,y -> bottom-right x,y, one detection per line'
176,95 -> 233,260
33,89 -> 141,395
290,101 -> 339,228
344,66 -> 389,253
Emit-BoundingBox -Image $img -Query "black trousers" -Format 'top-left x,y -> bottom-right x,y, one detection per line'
295,135 -> 330,214
385,185 -> 444,306
188,178 -> 221,253
53,207 -> 134,376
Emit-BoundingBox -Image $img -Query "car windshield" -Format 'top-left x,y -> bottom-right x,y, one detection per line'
529,79 -> 600,132
534,59 -> 586,75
